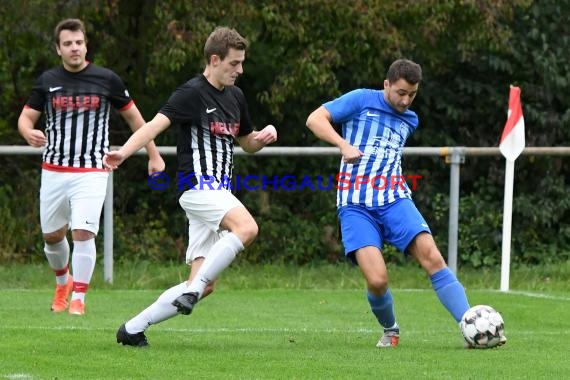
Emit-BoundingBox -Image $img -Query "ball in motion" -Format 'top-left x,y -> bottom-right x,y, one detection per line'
460,305 -> 505,348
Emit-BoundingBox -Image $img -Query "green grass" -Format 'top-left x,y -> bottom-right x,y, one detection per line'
1,262 -> 569,379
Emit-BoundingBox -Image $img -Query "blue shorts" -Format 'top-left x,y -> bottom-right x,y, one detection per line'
338,198 -> 431,263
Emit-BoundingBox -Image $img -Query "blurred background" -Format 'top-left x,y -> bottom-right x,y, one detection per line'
1,0 -> 569,268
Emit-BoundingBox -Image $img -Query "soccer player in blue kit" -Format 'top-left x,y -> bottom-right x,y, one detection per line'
306,59 -> 502,348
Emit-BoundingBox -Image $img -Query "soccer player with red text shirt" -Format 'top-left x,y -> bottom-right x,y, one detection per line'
104,26 -> 277,347
306,59 -> 505,348
18,18 -> 164,315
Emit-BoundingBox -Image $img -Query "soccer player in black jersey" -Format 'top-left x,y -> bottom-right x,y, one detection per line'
105,27 -> 278,347
17,19 -> 164,315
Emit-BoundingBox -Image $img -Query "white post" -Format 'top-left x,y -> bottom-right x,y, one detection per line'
103,171 -> 114,284
500,159 -> 515,291
446,147 -> 465,274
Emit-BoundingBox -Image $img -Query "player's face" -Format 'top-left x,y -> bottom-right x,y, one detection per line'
56,29 -> 87,72
383,78 -> 419,113
211,48 -> 245,89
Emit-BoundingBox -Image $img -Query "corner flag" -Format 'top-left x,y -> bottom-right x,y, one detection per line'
499,86 -> 525,161
499,85 -> 525,292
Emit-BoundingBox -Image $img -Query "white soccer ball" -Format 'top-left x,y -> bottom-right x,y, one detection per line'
460,305 -> 505,348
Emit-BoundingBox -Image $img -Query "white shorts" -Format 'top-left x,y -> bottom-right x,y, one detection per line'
40,169 -> 109,234
178,186 -> 244,263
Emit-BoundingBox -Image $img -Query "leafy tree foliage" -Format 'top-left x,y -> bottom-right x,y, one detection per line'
1,0 -> 569,267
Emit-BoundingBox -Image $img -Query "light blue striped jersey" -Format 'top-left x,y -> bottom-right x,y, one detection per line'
323,88 -> 419,208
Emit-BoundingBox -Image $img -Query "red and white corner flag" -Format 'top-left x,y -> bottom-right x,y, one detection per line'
499,85 -> 525,292
499,86 -> 525,161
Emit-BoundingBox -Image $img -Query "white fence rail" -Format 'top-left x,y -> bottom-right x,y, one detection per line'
2,145 -> 570,283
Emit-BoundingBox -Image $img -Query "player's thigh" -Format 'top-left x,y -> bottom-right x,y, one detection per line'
219,206 -> 258,245
68,172 -> 108,234
178,187 -> 244,232
381,198 -> 431,253
338,205 -> 383,264
40,170 -> 71,234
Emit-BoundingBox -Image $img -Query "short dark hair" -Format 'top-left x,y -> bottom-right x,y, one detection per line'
54,18 -> 86,45
204,27 -> 248,62
386,59 -> 422,85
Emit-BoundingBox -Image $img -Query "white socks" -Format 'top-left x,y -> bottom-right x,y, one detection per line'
70,238 -> 96,302
124,233 -> 244,334
44,239 -> 70,285
126,282 -> 188,333
185,233 -> 244,298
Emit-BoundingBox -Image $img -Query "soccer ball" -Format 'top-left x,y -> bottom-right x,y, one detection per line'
460,305 -> 505,348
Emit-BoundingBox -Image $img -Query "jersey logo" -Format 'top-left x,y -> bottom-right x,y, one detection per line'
206,107 -> 217,114
49,86 -> 63,92
51,95 -> 101,111
366,111 -> 380,117
210,121 -> 240,137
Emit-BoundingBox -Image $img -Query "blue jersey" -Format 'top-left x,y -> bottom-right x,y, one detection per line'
324,89 -> 419,208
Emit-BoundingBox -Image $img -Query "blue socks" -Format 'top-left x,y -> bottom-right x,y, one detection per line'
367,289 -> 396,329
431,267 -> 470,322
367,268 -> 469,328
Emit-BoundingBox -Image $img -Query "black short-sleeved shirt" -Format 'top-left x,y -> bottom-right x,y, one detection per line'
159,74 -> 253,191
26,63 -> 133,170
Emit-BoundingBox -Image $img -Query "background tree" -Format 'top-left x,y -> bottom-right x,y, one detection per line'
1,0 -> 568,266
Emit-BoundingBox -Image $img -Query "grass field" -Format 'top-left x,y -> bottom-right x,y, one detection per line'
1,262 -> 569,379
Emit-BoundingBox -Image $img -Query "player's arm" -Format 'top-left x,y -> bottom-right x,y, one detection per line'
17,107 -> 46,147
104,113 -> 171,171
306,106 -> 363,163
119,104 -> 165,174
236,125 -> 278,153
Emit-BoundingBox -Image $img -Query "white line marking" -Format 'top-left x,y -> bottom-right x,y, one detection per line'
2,374 -> 34,379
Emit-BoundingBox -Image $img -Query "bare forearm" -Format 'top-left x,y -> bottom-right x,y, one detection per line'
120,124 -> 160,158
240,133 -> 265,153
238,125 -> 278,153
306,114 -> 349,150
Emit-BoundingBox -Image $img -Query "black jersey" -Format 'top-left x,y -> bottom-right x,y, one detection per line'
159,75 -> 253,190
25,63 -> 133,170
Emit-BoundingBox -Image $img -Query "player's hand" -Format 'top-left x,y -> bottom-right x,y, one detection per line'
253,125 -> 277,145
103,150 -> 126,171
23,129 -> 47,147
340,144 -> 364,164
148,155 -> 166,176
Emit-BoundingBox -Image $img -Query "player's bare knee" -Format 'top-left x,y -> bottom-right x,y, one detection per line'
235,220 -> 258,246
418,247 -> 446,273
43,229 -> 67,244
72,229 -> 95,241
367,276 -> 389,295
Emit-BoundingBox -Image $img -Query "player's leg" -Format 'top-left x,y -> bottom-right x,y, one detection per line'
354,247 -> 400,347
407,233 -> 470,322
180,207 -> 253,297
172,188 -> 253,314
120,259 -> 217,343
68,171 -> 108,315
118,222 -> 219,347
40,169 -> 73,312
188,258 -> 216,299
384,198 -> 470,323
183,219 -> 224,299
117,279 -> 188,347
338,205 -> 399,347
